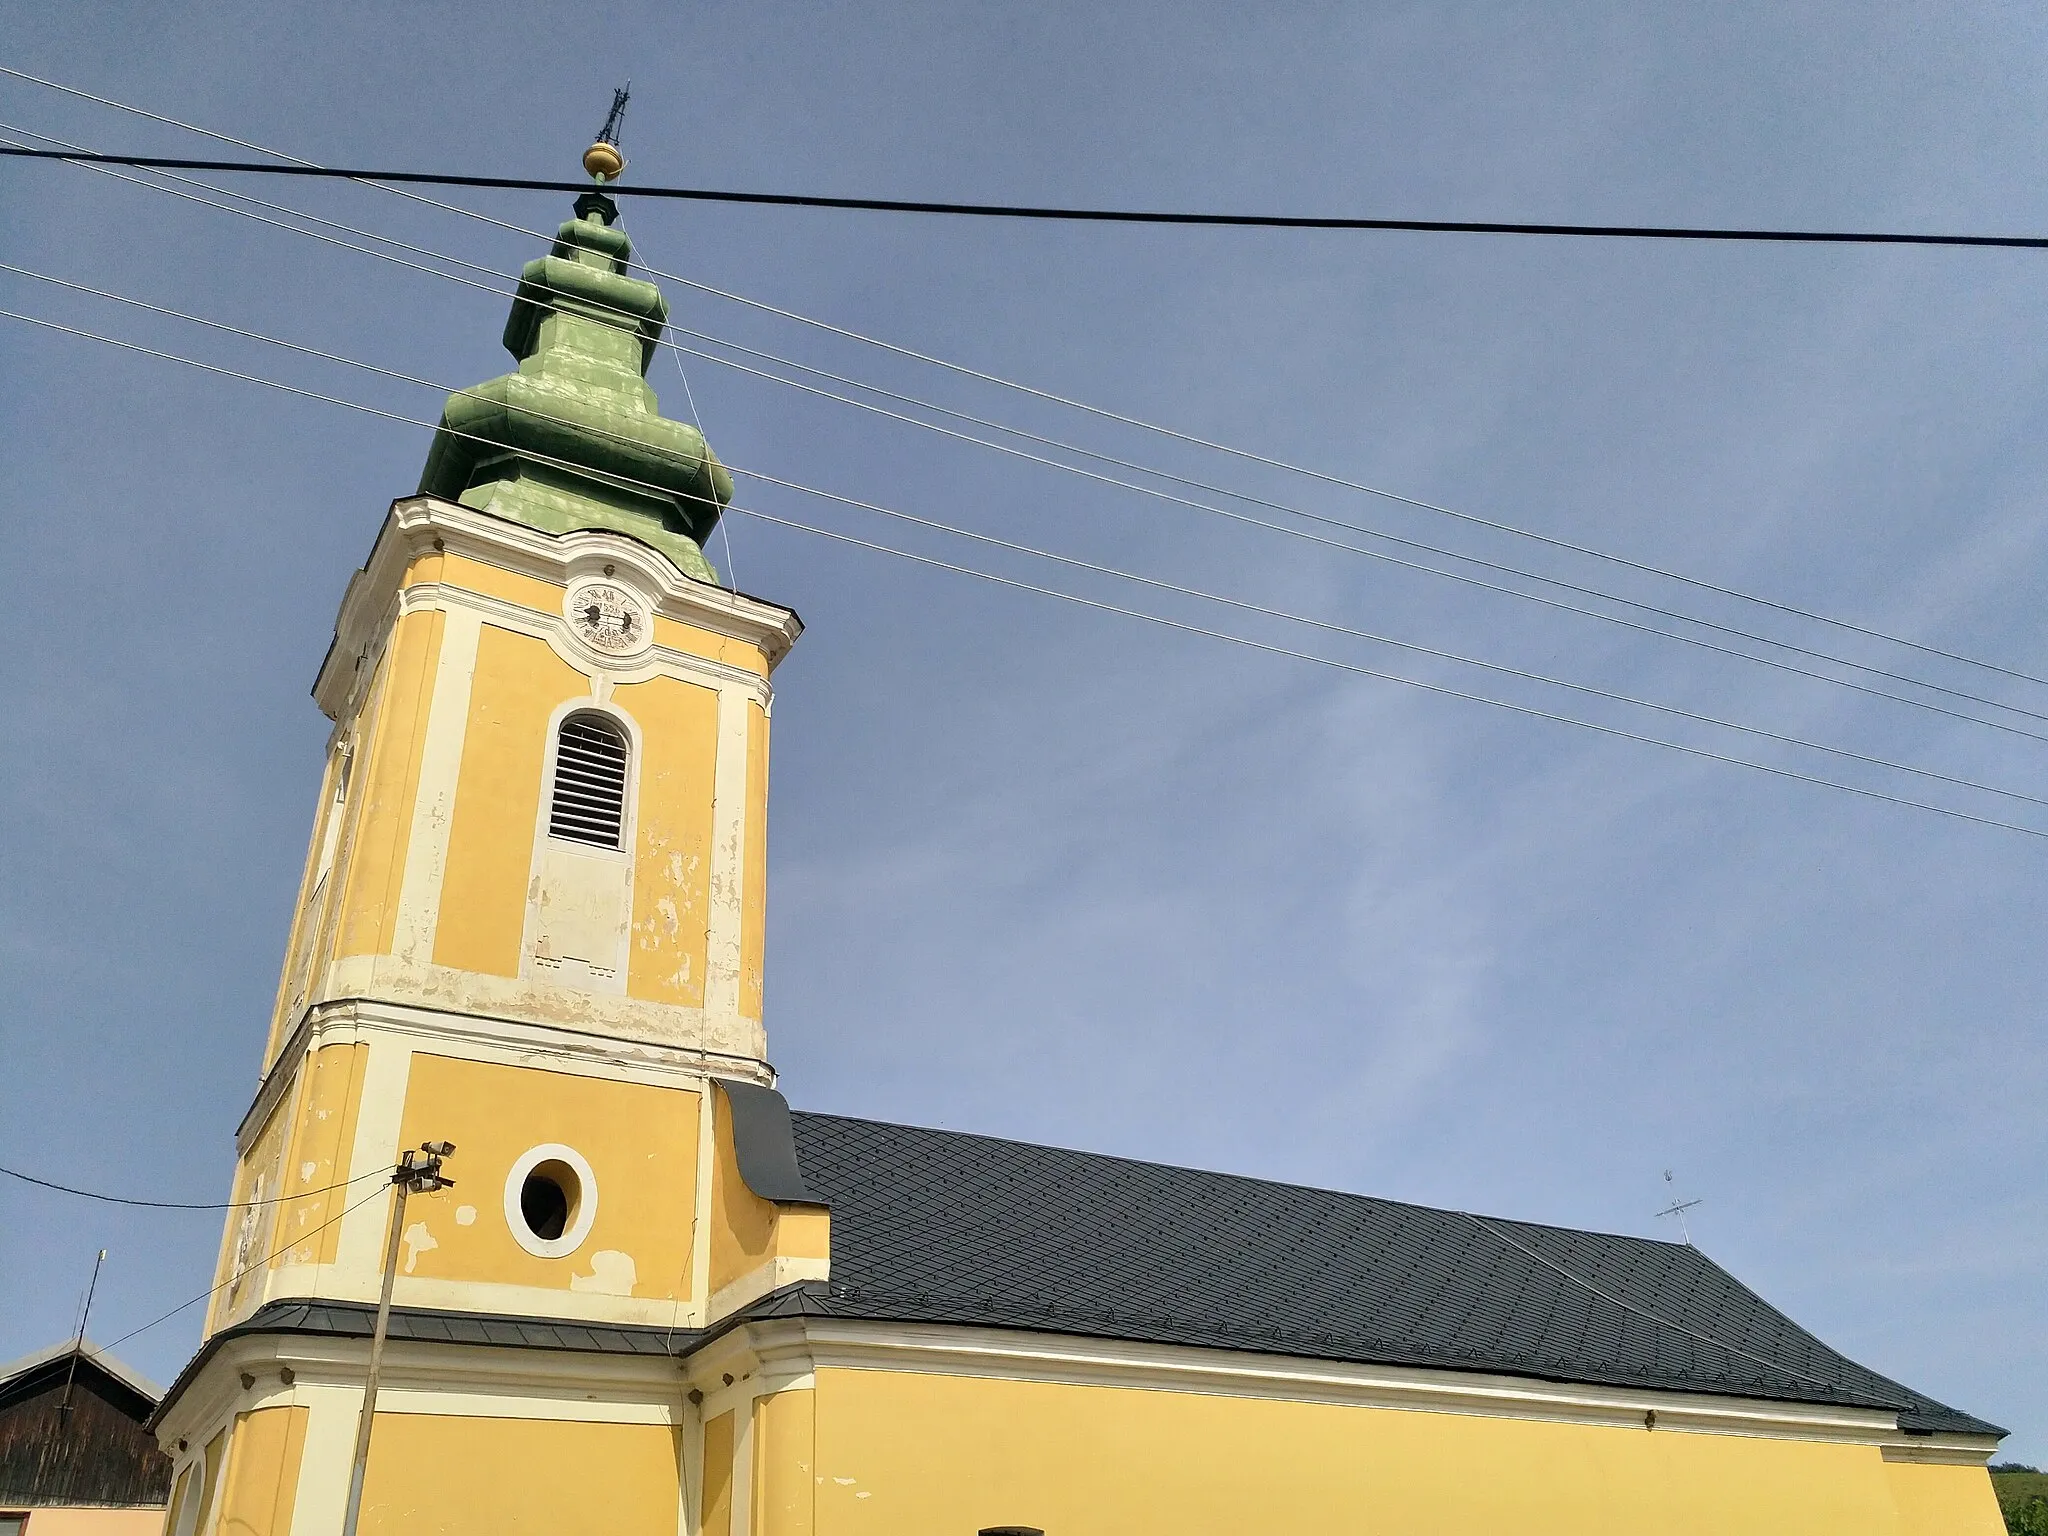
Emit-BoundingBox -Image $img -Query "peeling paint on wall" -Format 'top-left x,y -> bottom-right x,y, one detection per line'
570,1249 -> 639,1295
402,1220 -> 439,1274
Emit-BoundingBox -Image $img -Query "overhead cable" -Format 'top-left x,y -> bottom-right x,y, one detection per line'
5,300 -> 2045,844
1462,1214 -> 1839,1390
0,1161 -> 388,1210
102,1180 -> 392,1349
665,331 -> 2048,735
10,142 -> 2048,252
13,261 -> 2048,803
4,140 -> 2041,745
4,67 -> 2042,691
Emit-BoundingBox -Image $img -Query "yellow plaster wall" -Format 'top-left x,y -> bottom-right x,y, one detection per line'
357,1413 -> 680,1536
264,747 -> 343,1064
428,551 -> 558,613
754,1389 -> 817,1536
740,702 -> 770,1021
805,1367 -> 1995,1535
433,623 -> 588,977
22,1511 -> 165,1536
187,1429 -> 226,1536
273,1043 -> 369,1271
161,1463 -> 191,1536
705,1091 -> 830,1313
296,653 -> 392,992
654,613 -> 770,674
214,1406 -> 308,1536
1882,1460 -> 2006,1535
773,1207 -> 831,1266
614,674 -> 719,1007
394,1053 -> 698,1298
206,1094 -> 290,1331
335,608 -> 444,961
707,1089 -> 777,1297
700,1410 -> 735,1536
403,547 -> 446,587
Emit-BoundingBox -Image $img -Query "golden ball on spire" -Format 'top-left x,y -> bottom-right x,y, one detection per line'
583,141 -> 625,182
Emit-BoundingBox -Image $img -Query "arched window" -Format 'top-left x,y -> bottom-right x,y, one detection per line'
547,713 -> 630,849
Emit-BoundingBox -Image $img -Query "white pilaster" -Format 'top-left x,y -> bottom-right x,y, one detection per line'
390,604 -> 482,965
702,686 -> 752,1026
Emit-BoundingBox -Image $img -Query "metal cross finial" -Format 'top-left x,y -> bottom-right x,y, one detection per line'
583,85 -> 633,183
595,83 -> 631,149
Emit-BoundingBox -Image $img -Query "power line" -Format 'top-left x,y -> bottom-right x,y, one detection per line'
626,217 -> 742,591
1,1161 -> 390,1210
735,463 -> 2048,807
663,331 -> 2048,738
1456,1214 -> 1836,1392
733,506 -> 2048,842
12,262 -> 2048,804
6,81 -> 2041,694
654,275 -> 2048,693
8,142 -> 2048,252
5,143 -> 2043,746
5,299 -> 2044,844
3,194 -> 2042,755
0,121 -> 527,296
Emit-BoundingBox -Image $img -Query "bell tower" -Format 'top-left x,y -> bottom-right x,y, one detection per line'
154,178 -> 829,1536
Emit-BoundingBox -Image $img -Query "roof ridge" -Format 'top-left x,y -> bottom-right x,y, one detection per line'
0,1336 -> 164,1402
1664,1239 -> 1986,1426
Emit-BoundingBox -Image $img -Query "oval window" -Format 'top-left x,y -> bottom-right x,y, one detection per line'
519,1161 -> 575,1241
503,1144 -> 598,1258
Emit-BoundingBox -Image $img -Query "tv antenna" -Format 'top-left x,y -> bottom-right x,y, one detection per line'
59,1247 -> 107,1415
1654,1169 -> 1703,1245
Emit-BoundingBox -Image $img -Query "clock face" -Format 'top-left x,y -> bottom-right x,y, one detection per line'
568,582 -> 646,654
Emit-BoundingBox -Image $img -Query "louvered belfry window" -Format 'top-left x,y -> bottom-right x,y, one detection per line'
548,714 -> 630,849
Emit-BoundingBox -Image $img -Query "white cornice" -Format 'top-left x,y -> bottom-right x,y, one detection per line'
392,580 -> 776,700
154,1330 -> 690,1448
689,1315 -> 1954,1450
1878,1433 -> 2005,1466
313,497 -> 802,719
156,1311 -> 2001,1467
239,990 -> 772,1150
707,1259 -> 833,1326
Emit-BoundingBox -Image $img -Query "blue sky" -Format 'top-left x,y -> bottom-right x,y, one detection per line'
2,1 -> 2042,1461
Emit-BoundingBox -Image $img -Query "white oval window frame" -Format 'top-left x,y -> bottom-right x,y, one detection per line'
504,1143 -> 599,1259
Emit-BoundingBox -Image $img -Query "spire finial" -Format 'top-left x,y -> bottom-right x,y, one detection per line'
582,84 -> 631,183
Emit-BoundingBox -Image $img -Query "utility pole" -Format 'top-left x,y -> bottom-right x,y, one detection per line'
339,1142 -> 455,1536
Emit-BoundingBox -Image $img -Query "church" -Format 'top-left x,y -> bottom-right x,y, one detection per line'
145,158 -> 2008,1535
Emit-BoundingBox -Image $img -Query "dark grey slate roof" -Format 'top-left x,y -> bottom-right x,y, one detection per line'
232,1300 -> 697,1357
789,1111 -> 2000,1438
152,1112 -> 1997,1443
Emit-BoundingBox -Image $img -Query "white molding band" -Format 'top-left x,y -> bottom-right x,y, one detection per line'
701,686 -> 752,1027
238,992 -> 771,1154
688,1316 -> 1999,1456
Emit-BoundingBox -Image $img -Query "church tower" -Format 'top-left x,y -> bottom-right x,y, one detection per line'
153,182 -> 828,1536
143,139 -> 2009,1536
